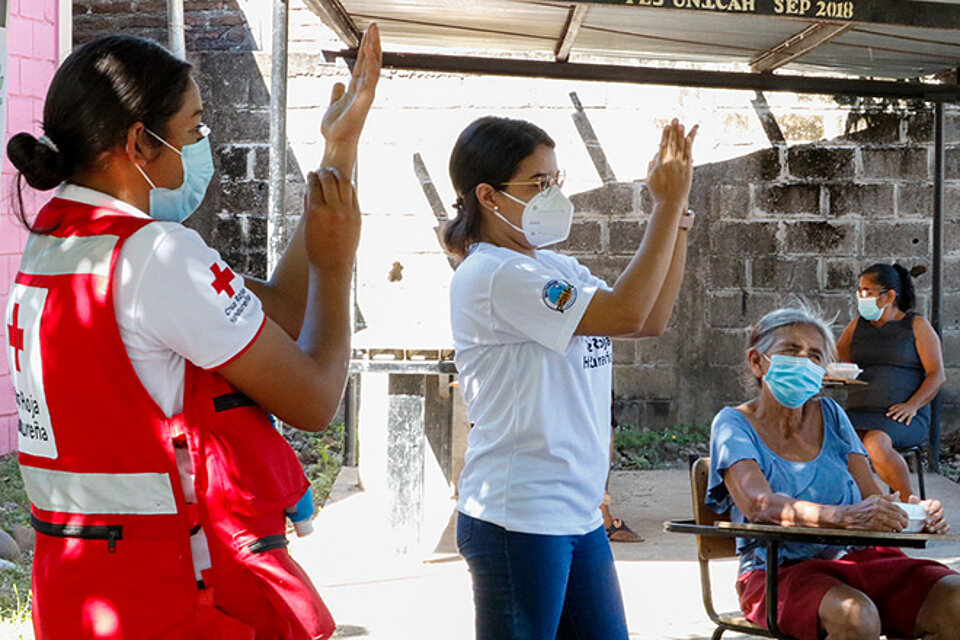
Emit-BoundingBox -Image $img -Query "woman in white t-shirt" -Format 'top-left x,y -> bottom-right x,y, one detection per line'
446,116 -> 697,639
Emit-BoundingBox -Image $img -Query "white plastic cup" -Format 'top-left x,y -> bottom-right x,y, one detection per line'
897,502 -> 927,533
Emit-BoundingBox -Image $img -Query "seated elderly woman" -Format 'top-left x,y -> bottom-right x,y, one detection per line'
707,304 -> 960,640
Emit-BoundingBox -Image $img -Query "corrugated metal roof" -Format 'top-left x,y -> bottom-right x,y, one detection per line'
308,0 -> 960,82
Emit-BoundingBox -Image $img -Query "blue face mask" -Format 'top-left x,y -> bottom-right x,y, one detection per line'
134,125 -> 215,222
762,354 -> 825,409
857,296 -> 885,321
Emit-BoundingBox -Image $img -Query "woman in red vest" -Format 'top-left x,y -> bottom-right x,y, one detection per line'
5,28 -> 380,639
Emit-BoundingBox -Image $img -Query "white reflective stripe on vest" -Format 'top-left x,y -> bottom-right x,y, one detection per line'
21,466 -> 178,515
19,234 -> 118,277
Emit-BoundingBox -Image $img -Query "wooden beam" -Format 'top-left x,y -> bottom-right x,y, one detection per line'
556,5 -> 589,63
750,22 -> 853,72
303,0 -> 361,49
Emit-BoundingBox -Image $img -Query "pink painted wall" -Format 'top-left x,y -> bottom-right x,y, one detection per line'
0,0 -> 61,455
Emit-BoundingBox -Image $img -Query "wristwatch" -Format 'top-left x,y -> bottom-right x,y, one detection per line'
679,209 -> 695,231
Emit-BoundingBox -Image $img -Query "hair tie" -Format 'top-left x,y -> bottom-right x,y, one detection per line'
37,134 -> 59,154
453,195 -> 465,211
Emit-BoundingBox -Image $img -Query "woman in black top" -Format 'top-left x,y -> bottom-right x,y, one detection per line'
837,263 -> 945,500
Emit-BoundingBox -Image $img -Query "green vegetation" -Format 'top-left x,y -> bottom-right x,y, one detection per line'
282,422 -> 346,512
613,422 -> 710,470
0,455 -> 33,639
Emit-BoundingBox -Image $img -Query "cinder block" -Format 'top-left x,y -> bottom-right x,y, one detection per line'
634,330 -> 680,365
607,220 -> 645,255
713,184 -> 750,219
613,365 -> 678,399
706,329 -> 750,366
843,113 -> 902,145
569,183 -> 636,217
863,221 -> 930,258
824,259 -> 860,292
829,183 -> 895,217
553,221 -> 602,254
708,291 -> 780,328
755,183 -> 820,216
861,147 -> 929,180
751,256 -> 820,291
708,256 -> 747,290
947,148 -> 960,181
784,221 -> 857,255
710,222 -> 779,256
787,147 -> 855,180
898,183 -> 933,217
905,111 -> 934,144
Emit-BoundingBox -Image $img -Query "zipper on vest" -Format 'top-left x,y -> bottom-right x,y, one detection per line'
246,534 -> 288,554
213,393 -> 257,412
31,514 -> 123,553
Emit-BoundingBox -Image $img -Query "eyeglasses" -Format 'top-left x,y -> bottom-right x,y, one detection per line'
501,170 -> 566,193
857,287 -> 888,298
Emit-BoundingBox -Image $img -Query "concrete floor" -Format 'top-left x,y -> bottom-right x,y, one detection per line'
289,467 -> 960,640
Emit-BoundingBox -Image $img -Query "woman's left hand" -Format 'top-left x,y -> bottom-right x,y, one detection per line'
321,23 -> 382,147
911,495 -> 950,534
887,402 -> 919,425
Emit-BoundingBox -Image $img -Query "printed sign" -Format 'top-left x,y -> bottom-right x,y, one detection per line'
576,0 -> 960,29
7,285 -> 58,459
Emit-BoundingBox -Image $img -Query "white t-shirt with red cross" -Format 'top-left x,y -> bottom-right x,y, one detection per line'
57,183 -> 265,418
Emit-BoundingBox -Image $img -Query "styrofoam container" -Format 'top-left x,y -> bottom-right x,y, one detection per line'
826,362 -> 863,380
897,502 -> 927,533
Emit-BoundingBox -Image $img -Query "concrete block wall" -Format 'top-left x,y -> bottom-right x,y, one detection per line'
73,1 -> 960,436
0,0 -> 61,455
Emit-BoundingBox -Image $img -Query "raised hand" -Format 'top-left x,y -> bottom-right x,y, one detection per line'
303,168 -> 361,273
321,23 -> 382,149
646,119 -> 698,209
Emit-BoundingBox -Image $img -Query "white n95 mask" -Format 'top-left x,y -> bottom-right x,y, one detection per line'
491,185 -> 574,248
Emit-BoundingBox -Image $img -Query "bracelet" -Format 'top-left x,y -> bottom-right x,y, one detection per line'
679,209 -> 695,231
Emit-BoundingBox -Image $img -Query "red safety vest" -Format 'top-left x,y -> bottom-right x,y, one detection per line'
8,197 -> 334,639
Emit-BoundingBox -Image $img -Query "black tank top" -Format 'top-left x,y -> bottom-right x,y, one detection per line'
846,312 -> 926,412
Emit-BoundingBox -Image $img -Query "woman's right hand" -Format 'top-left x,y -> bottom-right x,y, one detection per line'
303,168 -> 361,273
646,119 -> 698,208
840,493 -> 909,531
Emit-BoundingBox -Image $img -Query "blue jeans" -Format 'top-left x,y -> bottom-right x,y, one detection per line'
457,512 -> 628,640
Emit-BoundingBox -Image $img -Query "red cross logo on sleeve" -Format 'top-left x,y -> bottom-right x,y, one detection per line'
7,304 -> 24,373
210,263 -> 236,298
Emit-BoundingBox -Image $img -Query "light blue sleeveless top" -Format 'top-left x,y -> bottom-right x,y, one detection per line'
706,397 -> 869,575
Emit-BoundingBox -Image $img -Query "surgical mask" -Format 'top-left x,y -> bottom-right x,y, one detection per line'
762,354 -> 825,409
490,185 -> 574,248
134,125 -> 215,223
857,296 -> 885,321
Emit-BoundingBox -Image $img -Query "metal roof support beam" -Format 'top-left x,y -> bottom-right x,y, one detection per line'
167,0 -> 185,59
325,50 -> 960,102
750,22 -> 852,73
267,0 -> 290,278
303,0 -> 362,49
929,100 -> 946,473
556,5 -> 589,63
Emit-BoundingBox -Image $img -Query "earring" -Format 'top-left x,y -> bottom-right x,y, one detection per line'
494,206 -> 499,211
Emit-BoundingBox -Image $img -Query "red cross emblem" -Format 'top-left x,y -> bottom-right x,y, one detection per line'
7,304 -> 24,373
210,263 -> 236,298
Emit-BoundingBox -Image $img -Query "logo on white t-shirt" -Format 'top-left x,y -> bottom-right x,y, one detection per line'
542,279 -> 577,313
209,262 -> 237,298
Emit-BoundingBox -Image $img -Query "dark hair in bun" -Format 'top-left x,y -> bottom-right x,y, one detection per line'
6,35 -> 193,231
861,262 -> 924,312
